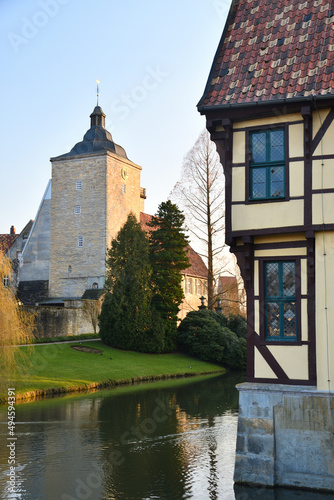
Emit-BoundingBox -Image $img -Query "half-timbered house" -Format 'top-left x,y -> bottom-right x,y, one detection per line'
198,0 -> 334,491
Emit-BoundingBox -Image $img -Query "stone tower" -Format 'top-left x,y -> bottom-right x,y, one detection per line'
49,105 -> 146,298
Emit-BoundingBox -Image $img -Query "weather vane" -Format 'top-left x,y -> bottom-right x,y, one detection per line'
96,79 -> 100,105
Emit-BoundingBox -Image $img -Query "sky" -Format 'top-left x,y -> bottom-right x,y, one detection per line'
0,0 -> 230,235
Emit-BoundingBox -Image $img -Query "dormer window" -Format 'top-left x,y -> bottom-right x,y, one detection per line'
249,128 -> 285,200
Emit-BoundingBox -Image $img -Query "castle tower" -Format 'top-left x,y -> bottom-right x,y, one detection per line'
49,105 -> 146,298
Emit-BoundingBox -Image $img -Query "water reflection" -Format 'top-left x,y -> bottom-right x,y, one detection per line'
0,373 -> 331,500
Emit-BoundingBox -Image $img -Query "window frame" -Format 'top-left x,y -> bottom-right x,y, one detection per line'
74,205 -> 81,214
259,257 -> 301,344
247,125 -> 289,203
77,236 -> 84,248
76,180 -> 82,191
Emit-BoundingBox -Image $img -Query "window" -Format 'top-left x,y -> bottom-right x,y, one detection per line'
250,129 -> 285,200
3,276 -> 10,287
264,261 -> 297,341
121,184 -> 126,194
74,205 -> 81,214
187,278 -> 192,294
77,236 -> 84,248
76,181 -> 82,191
92,282 -> 99,289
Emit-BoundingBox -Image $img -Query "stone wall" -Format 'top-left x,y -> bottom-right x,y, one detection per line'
234,382 -> 334,492
18,280 -> 49,306
25,303 -> 98,338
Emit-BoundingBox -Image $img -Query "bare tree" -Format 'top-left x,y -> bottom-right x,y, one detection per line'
170,130 -> 226,310
82,299 -> 102,334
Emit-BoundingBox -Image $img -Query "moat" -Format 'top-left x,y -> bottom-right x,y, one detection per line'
0,373 -> 331,499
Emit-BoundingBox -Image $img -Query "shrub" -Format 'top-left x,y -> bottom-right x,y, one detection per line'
177,310 -> 246,370
226,314 -> 247,339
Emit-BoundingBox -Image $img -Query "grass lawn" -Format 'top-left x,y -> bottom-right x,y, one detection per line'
3,341 -> 225,401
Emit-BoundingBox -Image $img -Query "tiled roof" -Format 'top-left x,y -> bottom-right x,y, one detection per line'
140,212 -> 208,278
182,245 -> 208,279
198,0 -> 334,108
140,212 -> 153,234
0,234 -> 17,254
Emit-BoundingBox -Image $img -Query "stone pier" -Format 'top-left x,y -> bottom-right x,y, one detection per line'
234,383 -> 334,492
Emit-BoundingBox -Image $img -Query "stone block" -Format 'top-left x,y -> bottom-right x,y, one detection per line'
234,455 -> 275,486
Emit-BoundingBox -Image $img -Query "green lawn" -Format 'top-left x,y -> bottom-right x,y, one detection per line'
3,341 -> 225,401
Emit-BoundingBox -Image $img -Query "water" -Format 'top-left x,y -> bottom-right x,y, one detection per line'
0,373 -> 331,500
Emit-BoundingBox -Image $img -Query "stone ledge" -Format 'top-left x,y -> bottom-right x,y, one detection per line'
236,382 -> 332,397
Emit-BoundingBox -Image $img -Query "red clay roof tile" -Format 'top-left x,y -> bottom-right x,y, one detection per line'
198,0 -> 334,108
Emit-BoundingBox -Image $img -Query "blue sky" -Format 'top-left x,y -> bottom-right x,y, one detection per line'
0,0 -> 230,234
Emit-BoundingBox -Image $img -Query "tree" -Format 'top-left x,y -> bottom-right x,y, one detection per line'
82,299 -> 102,334
99,213 -> 165,353
177,310 -> 246,370
148,200 -> 190,351
0,252 -> 34,395
170,130 -> 226,310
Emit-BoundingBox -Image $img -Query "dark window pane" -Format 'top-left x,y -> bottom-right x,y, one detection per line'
283,262 -> 296,296
266,263 -> 279,296
270,130 -> 284,162
267,302 -> 280,337
270,166 -> 284,197
284,302 -> 297,337
252,167 -> 266,198
251,133 -> 266,163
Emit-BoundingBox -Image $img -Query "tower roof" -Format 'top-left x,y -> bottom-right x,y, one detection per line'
52,105 -> 128,160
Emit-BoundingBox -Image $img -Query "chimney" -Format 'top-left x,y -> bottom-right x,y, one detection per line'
10,225 -> 15,235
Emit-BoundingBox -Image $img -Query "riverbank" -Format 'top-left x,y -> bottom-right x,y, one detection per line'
1,341 -> 225,403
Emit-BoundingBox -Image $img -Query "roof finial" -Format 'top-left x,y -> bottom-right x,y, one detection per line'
96,79 -> 100,106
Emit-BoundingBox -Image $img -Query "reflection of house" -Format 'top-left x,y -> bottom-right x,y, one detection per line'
16,105 -> 207,335
140,212 -> 208,320
198,0 -> 334,492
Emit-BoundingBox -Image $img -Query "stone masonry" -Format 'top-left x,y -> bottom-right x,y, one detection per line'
50,151 -> 142,298
234,383 -> 334,491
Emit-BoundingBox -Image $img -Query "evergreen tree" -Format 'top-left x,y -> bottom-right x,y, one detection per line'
148,201 -> 190,351
99,213 -> 165,353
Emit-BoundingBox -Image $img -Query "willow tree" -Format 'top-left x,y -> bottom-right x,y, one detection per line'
170,130 -> 226,310
0,252 -> 34,395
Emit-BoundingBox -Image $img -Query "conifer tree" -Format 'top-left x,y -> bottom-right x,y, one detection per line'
99,213 -> 165,353
148,201 -> 189,351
